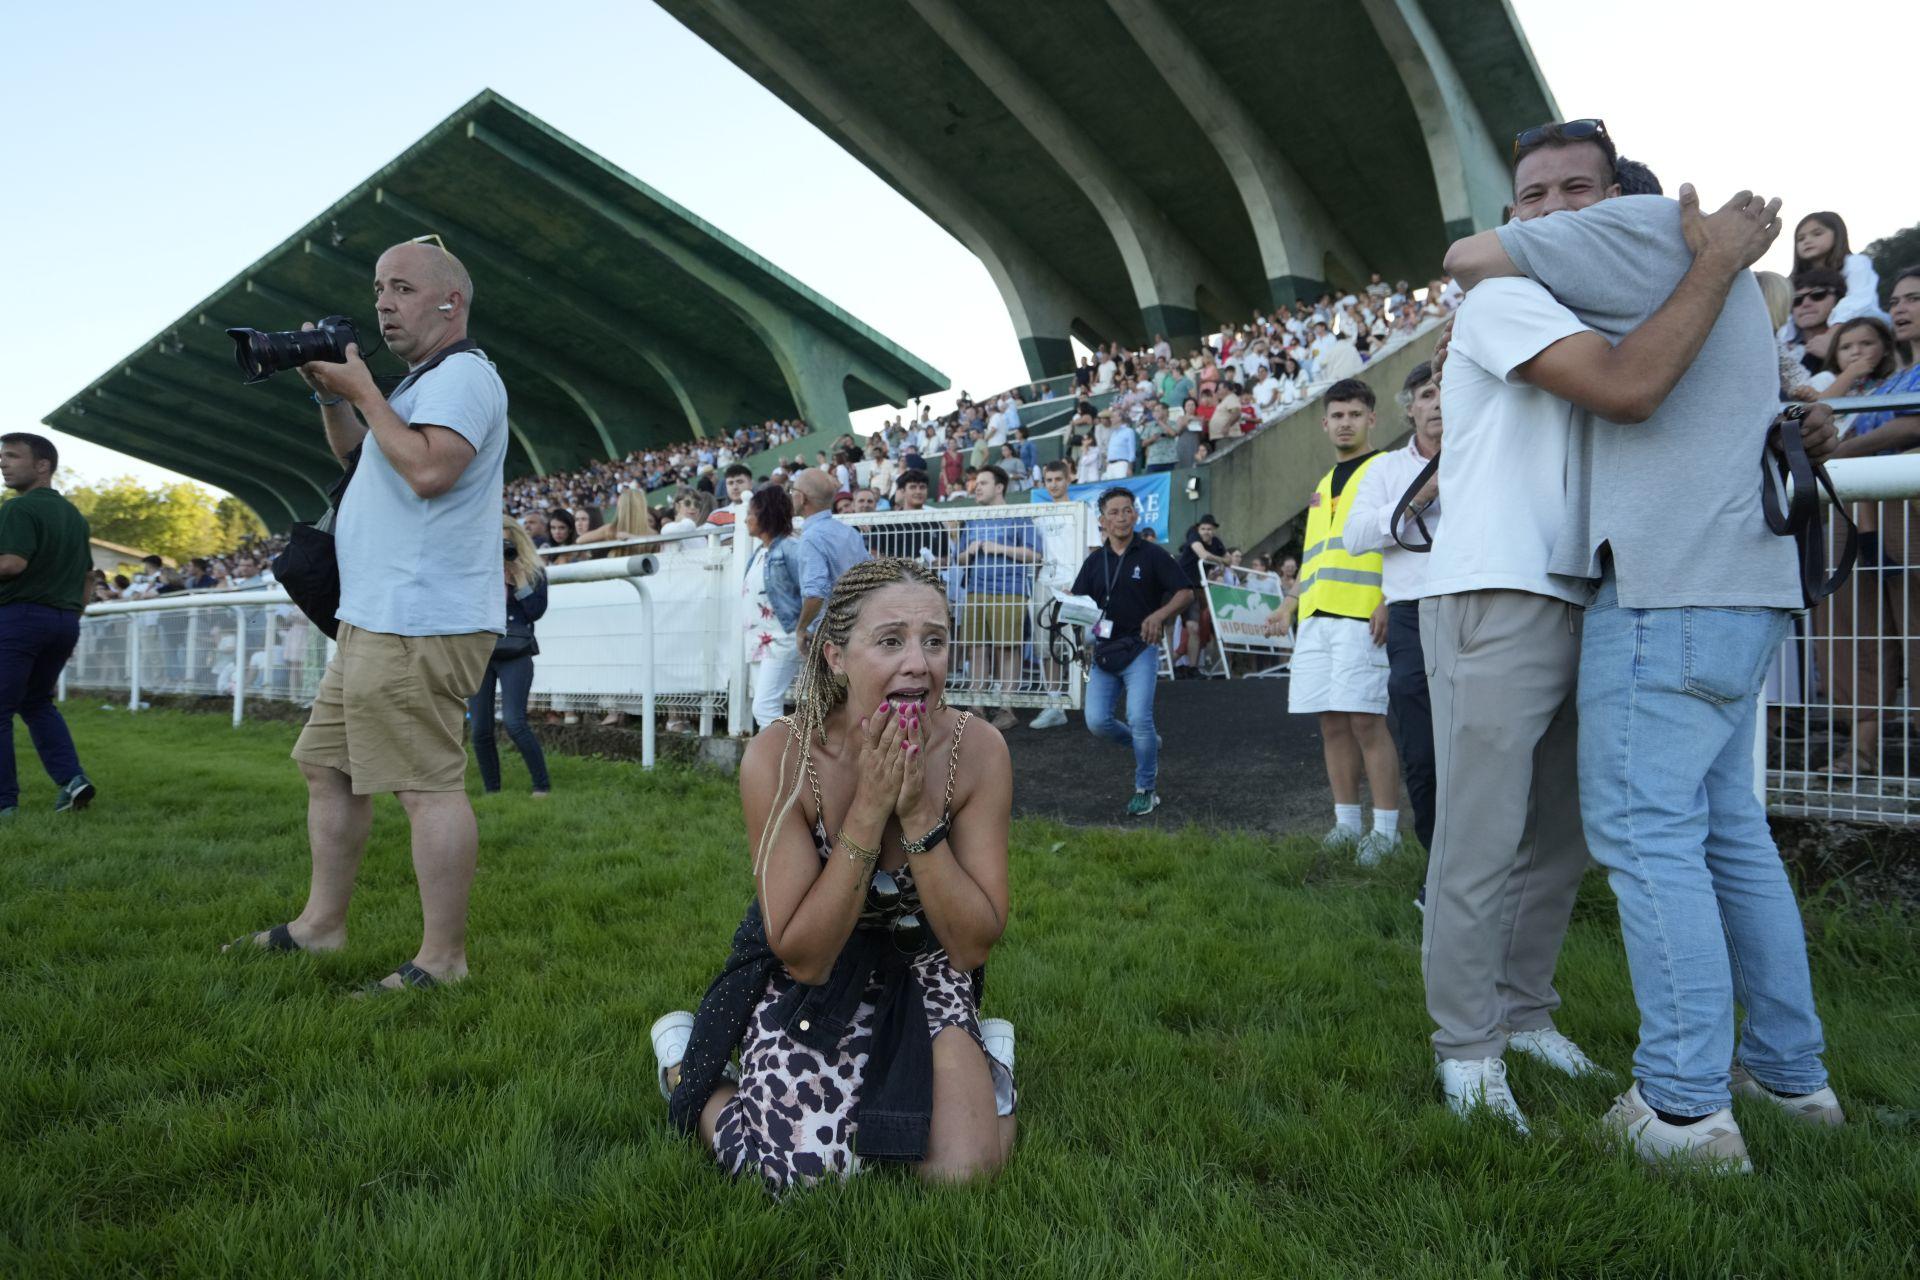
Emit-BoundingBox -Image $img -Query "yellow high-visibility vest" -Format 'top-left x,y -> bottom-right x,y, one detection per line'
1298,455 -> 1385,621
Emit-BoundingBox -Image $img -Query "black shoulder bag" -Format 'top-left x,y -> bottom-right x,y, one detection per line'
1760,403 -> 1857,606
272,340 -> 482,637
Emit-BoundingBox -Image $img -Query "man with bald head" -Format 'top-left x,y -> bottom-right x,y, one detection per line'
227,238 -> 507,993
789,466 -> 870,642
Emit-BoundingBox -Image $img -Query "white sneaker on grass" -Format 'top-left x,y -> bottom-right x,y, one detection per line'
1029,707 -> 1068,729
1508,1027 -> 1610,1078
1602,1081 -> 1752,1174
1321,824 -> 1361,850
1354,830 -> 1395,867
979,1018 -> 1015,1073
650,1010 -> 695,1101
1731,1061 -> 1845,1126
1436,1056 -> 1529,1134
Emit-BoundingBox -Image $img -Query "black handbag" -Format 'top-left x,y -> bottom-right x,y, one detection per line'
1760,404 -> 1856,606
492,612 -> 537,662
271,340 -> 482,638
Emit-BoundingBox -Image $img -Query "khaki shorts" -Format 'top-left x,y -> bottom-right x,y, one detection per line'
291,622 -> 496,795
966,593 -> 1028,646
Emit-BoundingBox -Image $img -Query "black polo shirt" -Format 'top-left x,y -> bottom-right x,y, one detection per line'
1070,536 -> 1190,641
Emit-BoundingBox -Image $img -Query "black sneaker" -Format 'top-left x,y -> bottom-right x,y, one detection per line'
54,774 -> 95,813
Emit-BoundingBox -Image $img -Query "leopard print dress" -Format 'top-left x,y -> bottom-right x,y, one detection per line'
710,721 -> 1016,1191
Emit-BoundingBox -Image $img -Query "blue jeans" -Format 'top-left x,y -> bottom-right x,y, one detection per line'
0,602 -> 85,808
468,655 -> 550,792
1084,642 -> 1159,792
1579,571 -> 1828,1117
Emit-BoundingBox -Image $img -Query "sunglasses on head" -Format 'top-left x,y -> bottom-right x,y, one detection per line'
1793,289 -> 1835,305
1512,117 -> 1609,161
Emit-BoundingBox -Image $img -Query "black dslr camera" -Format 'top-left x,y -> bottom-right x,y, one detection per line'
503,538 -> 519,562
225,315 -> 369,385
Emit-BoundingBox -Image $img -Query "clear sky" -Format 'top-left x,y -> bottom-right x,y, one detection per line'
4,0 -> 1907,497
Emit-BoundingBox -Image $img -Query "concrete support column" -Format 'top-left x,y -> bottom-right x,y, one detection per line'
691,0 -> 1130,380
905,0 -> 1250,352
1360,0 -> 1511,240
1105,0 -> 1367,307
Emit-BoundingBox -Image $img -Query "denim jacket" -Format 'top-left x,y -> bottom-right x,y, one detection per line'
757,535 -> 803,634
668,899 -> 983,1168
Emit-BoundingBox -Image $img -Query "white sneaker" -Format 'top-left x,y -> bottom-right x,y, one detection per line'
1322,824 -> 1362,850
1731,1061 -> 1845,1126
1029,707 -> 1068,729
1355,830 -> 1395,867
1509,1027 -> 1610,1079
1436,1056 -> 1530,1134
979,1017 -> 1016,1073
650,1010 -> 695,1101
1602,1081 -> 1752,1174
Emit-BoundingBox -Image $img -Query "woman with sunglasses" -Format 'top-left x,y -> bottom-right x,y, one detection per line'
651,557 -> 1017,1192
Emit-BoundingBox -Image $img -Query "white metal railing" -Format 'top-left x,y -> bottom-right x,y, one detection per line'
63,504 -> 1095,742
1762,391 -> 1920,823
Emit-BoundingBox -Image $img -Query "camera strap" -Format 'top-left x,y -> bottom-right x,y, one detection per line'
1760,408 -> 1856,606
1390,454 -> 1439,554
321,339 -> 484,528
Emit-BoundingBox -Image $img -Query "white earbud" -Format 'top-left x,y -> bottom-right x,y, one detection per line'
436,303 -> 454,312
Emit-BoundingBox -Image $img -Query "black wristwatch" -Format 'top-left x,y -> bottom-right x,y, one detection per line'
901,818 -> 951,856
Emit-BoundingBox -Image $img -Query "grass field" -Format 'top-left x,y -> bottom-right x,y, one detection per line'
4,706 -> 1918,1279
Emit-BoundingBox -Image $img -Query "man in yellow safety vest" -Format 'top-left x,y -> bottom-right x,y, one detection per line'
1265,378 -> 1402,866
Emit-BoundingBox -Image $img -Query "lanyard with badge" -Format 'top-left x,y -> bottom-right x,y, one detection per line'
1093,541 -> 1131,640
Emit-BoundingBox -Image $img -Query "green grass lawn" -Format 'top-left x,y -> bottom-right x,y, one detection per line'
4,706 -> 1917,1279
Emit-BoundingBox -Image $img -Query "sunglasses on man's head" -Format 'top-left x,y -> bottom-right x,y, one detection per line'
1512,117 -> 1609,161
1793,289 -> 1836,305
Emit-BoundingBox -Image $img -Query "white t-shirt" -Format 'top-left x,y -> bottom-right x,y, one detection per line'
1419,277 -> 1590,605
335,349 -> 509,635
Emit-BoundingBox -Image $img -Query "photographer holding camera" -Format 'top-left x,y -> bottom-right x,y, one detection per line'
227,239 -> 507,993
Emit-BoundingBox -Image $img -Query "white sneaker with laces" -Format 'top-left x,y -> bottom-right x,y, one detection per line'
650,1010 -> 695,1101
1355,830 -> 1395,867
1322,824 -> 1362,850
1731,1061 -> 1845,1126
1508,1027 -> 1610,1078
1436,1056 -> 1530,1134
1602,1081 -> 1752,1173
1029,707 -> 1068,729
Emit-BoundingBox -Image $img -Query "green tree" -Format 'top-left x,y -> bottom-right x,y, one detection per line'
1865,221 -> 1920,308
63,475 -> 254,562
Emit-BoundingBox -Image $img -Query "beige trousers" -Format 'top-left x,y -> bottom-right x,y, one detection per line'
1419,590 -> 1589,1061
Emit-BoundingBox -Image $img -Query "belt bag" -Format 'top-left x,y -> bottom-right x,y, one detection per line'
1092,634 -> 1148,673
493,614 -> 537,662
272,340 -> 482,638
1760,405 -> 1856,606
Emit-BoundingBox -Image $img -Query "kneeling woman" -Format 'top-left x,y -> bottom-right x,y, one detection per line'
653,558 -> 1017,1191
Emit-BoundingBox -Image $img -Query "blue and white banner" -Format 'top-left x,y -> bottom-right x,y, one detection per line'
1068,471 -> 1171,539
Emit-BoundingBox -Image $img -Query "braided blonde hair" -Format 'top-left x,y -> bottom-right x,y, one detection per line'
752,557 -> 950,895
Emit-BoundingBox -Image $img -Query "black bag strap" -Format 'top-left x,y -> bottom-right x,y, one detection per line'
1760,405 -> 1856,605
1391,454 -> 1440,554
318,339 -> 483,525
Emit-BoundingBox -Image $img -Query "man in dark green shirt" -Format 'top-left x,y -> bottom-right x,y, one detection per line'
0,432 -> 96,816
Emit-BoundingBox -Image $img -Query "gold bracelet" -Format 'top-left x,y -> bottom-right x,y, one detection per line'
838,831 -> 880,867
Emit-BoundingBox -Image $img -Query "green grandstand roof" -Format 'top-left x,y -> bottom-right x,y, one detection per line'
44,89 -> 948,528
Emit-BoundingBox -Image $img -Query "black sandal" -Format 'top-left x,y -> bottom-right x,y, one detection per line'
359,961 -> 438,994
225,922 -> 301,953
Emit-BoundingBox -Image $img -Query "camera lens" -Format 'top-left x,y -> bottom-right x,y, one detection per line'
224,315 -> 363,385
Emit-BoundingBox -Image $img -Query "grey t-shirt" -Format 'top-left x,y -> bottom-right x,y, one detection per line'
1496,195 -> 1798,609
335,349 -> 509,636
